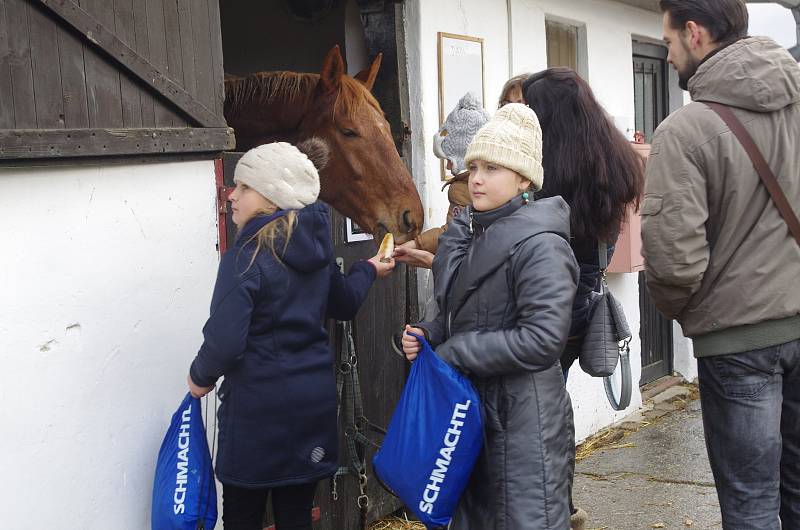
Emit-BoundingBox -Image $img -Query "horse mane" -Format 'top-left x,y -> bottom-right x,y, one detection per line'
224,71 -> 382,120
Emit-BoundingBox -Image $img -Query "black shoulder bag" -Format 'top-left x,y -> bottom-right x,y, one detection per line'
579,242 -> 633,410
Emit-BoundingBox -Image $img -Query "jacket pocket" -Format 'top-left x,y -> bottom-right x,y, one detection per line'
640,195 -> 663,216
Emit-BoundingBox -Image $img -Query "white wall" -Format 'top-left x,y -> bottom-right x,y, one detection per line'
673,321 -> 698,382
0,160 -> 220,529
404,0 -> 693,441
405,0 -> 666,243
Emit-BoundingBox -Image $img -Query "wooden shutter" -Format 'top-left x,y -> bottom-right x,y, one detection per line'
546,20 -> 578,70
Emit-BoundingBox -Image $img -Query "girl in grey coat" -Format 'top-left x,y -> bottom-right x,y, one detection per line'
403,103 -> 579,529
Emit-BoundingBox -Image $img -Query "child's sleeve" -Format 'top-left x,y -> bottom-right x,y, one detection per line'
436,233 -> 579,377
415,225 -> 446,254
415,207 -> 473,347
189,257 -> 261,388
326,259 -> 377,321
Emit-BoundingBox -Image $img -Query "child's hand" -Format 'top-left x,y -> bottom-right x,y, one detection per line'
393,246 -> 434,269
401,324 -> 424,361
367,253 -> 396,278
187,375 -> 214,399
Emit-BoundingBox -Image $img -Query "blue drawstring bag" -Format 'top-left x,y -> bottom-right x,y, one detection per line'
152,393 -> 217,530
373,334 -> 483,529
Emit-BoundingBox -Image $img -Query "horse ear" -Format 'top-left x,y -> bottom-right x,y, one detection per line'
354,53 -> 382,92
320,45 -> 345,94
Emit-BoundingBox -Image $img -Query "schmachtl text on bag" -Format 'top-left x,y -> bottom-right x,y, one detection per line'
173,407 -> 191,515
419,400 -> 472,515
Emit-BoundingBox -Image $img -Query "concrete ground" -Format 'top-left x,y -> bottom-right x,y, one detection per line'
573,386 -> 723,530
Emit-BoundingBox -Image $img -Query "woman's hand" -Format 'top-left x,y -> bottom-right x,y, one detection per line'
401,324 -> 424,361
393,245 -> 434,269
367,253 -> 396,278
187,374 -> 214,399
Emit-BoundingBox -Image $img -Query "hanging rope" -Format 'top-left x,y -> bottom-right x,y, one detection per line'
332,319 -> 386,530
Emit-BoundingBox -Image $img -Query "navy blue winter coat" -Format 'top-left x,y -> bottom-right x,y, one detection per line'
189,202 -> 376,488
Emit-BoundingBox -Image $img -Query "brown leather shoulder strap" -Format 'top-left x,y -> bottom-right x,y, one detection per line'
702,101 -> 800,247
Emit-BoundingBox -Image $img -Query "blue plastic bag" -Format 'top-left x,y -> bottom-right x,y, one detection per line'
152,393 -> 217,530
373,334 -> 483,528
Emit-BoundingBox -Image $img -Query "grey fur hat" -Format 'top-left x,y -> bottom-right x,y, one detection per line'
433,92 -> 490,175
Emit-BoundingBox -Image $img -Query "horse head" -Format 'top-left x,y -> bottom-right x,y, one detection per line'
298,46 -> 422,243
224,46 -> 424,244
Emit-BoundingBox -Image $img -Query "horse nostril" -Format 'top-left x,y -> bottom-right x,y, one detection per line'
402,210 -> 416,232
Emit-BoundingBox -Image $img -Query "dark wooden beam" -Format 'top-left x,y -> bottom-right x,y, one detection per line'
32,0 -> 225,127
0,127 -> 235,159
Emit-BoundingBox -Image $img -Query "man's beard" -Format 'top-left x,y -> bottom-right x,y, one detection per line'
677,41 -> 700,91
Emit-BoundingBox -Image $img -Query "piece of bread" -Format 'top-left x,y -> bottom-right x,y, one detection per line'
379,233 -> 394,263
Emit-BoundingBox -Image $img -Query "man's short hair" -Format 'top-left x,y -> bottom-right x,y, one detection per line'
660,0 -> 749,44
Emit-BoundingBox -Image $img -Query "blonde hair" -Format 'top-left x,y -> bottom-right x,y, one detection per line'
242,210 -> 299,270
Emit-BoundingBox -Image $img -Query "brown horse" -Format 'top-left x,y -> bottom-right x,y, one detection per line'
224,46 -> 424,243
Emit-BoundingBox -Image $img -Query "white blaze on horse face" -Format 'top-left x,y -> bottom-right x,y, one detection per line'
229,182 -> 276,228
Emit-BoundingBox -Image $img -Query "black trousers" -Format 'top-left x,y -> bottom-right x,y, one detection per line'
222,481 -> 317,530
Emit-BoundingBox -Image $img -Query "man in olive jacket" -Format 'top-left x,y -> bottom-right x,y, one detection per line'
641,1 -> 800,528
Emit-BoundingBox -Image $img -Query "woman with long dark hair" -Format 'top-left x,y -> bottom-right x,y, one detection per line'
522,67 -> 644,530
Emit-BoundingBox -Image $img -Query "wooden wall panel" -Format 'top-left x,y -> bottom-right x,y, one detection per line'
145,0 -> 176,126
0,0 -> 227,158
162,0 -> 185,126
29,4 -> 64,128
0,1 -> 16,128
191,0 -> 214,112
114,0 -> 143,127
131,0 -> 155,127
79,0 -> 124,128
176,0 -> 196,99
56,22 -> 90,128
206,0 -> 224,119
6,0 -> 36,128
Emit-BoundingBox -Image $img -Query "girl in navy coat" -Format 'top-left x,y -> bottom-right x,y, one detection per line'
187,139 -> 394,530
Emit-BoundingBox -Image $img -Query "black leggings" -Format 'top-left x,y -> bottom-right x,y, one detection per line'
222,481 -> 317,530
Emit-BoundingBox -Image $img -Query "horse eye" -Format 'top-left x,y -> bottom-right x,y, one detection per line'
341,128 -> 358,138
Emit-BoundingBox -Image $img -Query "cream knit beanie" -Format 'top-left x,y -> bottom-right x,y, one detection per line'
464,102 -> 544,191
234,142 -> 320,210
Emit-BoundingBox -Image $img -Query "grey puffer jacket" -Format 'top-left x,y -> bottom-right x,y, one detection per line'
418,196 -> 578,530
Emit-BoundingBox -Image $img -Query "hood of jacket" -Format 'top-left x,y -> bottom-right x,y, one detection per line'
445,196 -> 572,316
476,194 -> 572,243
236,202 -> 332,273
689,36 -> 800,112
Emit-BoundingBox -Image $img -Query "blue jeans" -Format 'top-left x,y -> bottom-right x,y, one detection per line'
698,338 -> 800,530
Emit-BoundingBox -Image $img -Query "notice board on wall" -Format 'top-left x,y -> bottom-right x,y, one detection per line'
437,32 -> 485,179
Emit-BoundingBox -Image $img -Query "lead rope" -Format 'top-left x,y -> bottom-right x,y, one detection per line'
332,319 -> 386,530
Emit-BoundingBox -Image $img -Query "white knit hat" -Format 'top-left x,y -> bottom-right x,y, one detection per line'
234,142 -> 320,210
464,103 -> 544,190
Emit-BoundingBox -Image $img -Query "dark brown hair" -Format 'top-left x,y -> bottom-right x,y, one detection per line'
660,0 -> 748,44
522,68 -> 644,242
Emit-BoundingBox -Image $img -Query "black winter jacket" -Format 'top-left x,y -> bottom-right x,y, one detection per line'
418,196 -> 579,529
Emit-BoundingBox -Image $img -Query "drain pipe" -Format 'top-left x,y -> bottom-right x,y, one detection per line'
791,6 -> 799,60
747,0 -> 800,60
